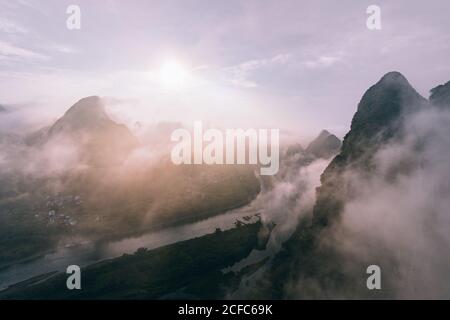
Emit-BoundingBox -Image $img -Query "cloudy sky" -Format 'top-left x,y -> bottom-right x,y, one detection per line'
1,0 -> 449,139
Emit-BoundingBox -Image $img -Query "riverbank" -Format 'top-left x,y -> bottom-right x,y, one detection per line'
0,196 -> 263,289
1,221 -> 270,299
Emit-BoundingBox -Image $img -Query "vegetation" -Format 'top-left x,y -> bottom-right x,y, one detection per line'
1,222 -> 268,299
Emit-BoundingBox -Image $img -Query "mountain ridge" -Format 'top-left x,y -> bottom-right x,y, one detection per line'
430,80 -> 450,108
306,130 -> 341,159
315,71 -> 429,226
269,71 -> 442,299
29,96 -> 139,167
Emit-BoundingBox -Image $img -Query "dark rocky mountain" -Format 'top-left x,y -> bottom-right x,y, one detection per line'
279,131 -> 341,186
306,130 -> 341,159
430,80 -> 450,108
284,130 -> 341,161
284,143 -> 305,158
314,71 -> 428,226
0,104 -> 6,113
269,72 -> 431,298
28,96 -> 139,166
331,72 -> 428,172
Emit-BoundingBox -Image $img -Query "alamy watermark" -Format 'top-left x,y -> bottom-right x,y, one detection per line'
366,265 -> 381,290
366,5 -> 382,30
66,5 -> 81,30
170,121 -> 280,176
66,265 -> 81,290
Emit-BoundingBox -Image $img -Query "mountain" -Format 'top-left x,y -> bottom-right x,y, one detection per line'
314,71 -> 428,226
30,96 -> 139,166
284,143 -> 304,158
48,96 -> 122,135
0,105 -> 7,113
430,80 -> 450,108
268,72 -> 430,299
306,130 -> 341,159
331,72 -> 428,170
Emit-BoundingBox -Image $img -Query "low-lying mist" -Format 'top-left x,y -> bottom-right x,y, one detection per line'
322,107 -> 450,299
277,101 -> 450,299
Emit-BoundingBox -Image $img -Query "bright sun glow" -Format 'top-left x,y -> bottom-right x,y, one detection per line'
159,60 -> 189,89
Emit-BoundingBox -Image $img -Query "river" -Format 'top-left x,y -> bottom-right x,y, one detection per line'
0,201 -> 262,291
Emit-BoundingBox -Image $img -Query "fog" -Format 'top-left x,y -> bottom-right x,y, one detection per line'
258,157 -> 329,249
282,103 -> 450,299
332,107 -> 450,298
6,90 -> 450,299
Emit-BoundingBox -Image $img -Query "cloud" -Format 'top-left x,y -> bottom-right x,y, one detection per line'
226,53 -> 291,88
0,132 -> 81,178
295,106 -> 450,299
40,43 -> 80,55
260,157 -> 329,247
0,17 -> 28,34
51,45 -> 79,54
304,54 -> 342,69
13,0 -> 48,15
0,41 -> 49,62
227,149 -> 331,298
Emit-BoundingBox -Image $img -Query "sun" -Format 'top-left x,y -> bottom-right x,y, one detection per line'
159,60 -> 188,89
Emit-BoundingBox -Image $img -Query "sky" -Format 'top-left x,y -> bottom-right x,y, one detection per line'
1,0 -> 449,140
